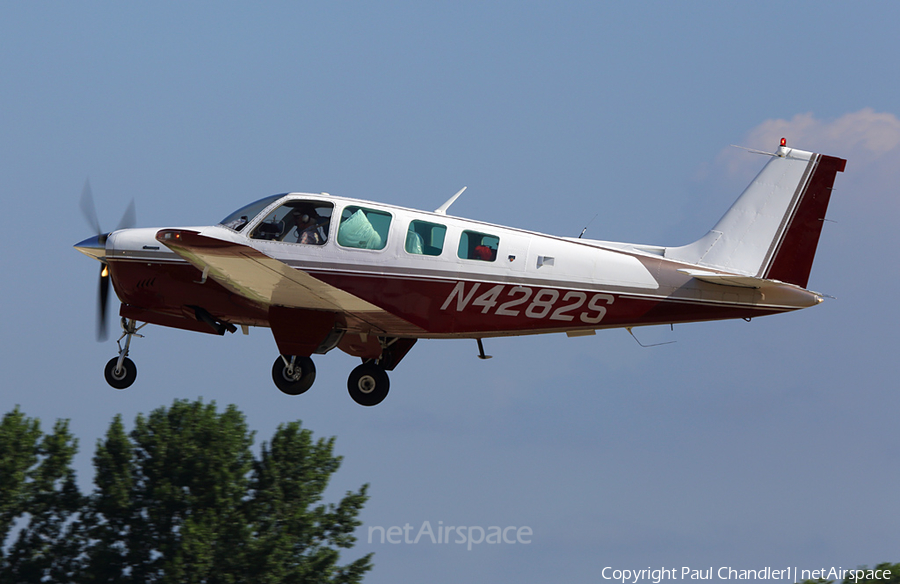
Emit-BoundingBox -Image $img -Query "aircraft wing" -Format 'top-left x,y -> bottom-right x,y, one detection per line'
155,228 -> 424,335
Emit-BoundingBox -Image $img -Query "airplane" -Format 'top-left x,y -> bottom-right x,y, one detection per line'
75,139 -> 846,406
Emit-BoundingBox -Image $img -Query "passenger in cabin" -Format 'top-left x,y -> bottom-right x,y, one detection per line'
474,244 -> 496,261
459,230 -> 499,261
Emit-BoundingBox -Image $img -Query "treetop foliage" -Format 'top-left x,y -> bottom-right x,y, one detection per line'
0,400 -> 372,584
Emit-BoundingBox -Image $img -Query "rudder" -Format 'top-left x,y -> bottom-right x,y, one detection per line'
760,152 -> 846,287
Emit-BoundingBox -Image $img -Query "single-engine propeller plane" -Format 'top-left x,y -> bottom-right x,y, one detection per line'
75,140 -> 846,406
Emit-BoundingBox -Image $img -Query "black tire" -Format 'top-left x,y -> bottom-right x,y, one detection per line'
347,363 -> 390,406
104,357 -> 137,390
272,356 -> 316,395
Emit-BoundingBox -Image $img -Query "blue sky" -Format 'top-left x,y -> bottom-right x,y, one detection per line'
2,3 -> 899,582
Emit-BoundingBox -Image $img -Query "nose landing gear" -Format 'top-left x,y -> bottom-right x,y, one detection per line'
103,318 -> 146,389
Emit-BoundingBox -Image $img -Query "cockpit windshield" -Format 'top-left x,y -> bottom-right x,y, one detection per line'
218,194 -> 284,232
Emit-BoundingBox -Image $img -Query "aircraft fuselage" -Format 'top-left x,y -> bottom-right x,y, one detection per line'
105,195 -> 819,343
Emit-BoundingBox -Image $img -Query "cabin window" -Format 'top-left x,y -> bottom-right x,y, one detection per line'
458,230 -> 499,262
405,220 -> 447,256
249,200 -> 333,245
337,206 -> 392,250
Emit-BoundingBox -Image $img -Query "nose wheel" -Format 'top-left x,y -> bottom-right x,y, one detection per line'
347,362 -> 390,406
104,357 -> 137,390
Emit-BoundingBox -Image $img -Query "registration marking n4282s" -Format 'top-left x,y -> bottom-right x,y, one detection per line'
439,281 -> 614,323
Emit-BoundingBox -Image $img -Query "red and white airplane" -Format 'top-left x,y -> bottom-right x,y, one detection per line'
75,140 -> 845,406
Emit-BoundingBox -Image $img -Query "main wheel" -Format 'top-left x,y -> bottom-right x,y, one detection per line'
347,363 -> 390,406
104,357 -> 137,390
272,355 -> 316,395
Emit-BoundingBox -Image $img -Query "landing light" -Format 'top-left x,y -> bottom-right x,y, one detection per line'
101,265 -> 109,278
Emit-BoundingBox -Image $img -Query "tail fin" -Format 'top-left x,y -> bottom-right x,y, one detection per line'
666,142 -> 846,288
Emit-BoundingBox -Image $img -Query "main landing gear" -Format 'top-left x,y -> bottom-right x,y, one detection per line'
270,336 -> 412,406
347,362 -> 390,406
103,318 -> 146,390
272,355 -> 316,395
271,356 -> 391,406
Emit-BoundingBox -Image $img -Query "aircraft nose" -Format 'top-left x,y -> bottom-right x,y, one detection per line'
74,233 -> 109,261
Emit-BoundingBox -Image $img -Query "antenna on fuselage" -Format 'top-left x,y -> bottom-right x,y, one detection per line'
476,338 -> 492,360
435,186 -> 467,215
626,327 -> 676,348
578,213 -> 598,238
729,144 -> 777,157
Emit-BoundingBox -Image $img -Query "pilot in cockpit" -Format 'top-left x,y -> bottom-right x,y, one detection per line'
285,205 -> 328,245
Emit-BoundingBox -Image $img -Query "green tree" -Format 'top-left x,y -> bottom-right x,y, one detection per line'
79,413 -> 135,583
0,407 -> 41,549
1,400 -> 372,583
245,422 -> 371,584
79,399 -> 371,584
0,409 -> 82,583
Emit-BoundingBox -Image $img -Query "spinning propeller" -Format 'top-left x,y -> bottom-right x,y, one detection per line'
77,179 -> 136,341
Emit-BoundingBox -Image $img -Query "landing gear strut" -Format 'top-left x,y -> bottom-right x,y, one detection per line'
272,355 -> 316,395
104,318 -> 145,390
347,362 -> 390,406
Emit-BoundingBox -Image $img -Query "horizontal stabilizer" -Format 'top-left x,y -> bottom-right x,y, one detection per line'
677,269 -> 764,288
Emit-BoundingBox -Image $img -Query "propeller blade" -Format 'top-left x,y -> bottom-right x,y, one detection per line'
98,263 -> 110,342
116,199 -> 136,231
77,180 -> 133,342
79,178 -> 102,235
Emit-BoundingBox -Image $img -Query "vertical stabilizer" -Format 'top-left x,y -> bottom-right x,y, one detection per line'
666,143 -> 846,288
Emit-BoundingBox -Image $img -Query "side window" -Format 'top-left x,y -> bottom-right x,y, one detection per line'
249,201 -> 333,245
405,220 -> 447,256
337,206 -> 392,250
458,230 -> 499,262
